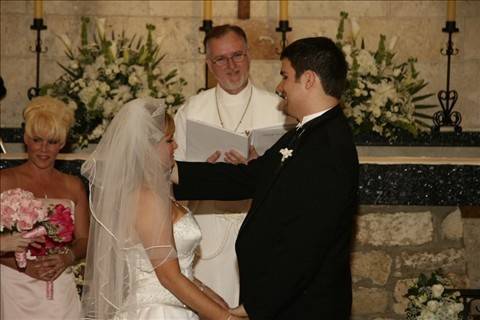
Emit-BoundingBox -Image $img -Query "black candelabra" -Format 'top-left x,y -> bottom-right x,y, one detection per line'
28,18 -> 48,100
276,20 -> 292,53
199,19 -> 213,91
433,21 -> 462,133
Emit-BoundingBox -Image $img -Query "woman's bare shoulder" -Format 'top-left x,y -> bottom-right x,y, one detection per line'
0,167 -> 21,192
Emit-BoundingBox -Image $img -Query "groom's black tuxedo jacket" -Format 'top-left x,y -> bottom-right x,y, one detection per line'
174,106 -> 359,320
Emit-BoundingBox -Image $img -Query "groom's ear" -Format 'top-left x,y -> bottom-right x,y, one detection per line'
302,70 -> 317,90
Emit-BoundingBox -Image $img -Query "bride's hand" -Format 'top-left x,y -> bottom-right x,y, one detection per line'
229,304 -> 248,318
201,284 -> 229,309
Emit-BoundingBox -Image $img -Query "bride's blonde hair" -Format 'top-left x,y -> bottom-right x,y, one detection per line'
23,96 -> 74,144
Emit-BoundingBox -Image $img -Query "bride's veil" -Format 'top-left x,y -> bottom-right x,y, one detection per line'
80,98 -> 177,319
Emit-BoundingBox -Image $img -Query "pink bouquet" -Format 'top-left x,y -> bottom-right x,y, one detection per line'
1,190 -> 75,300
1,188 -> 48,267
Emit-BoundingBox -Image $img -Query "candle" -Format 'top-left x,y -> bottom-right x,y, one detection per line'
447,0 -> 456,21
203,0 -> 212,20
34,0 -> 43,19
279,0 -> 288,21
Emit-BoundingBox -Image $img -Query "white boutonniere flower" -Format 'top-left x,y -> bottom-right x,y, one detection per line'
279,148 -> 293,162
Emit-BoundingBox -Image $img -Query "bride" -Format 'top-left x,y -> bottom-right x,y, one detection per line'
81,98 -> 241,320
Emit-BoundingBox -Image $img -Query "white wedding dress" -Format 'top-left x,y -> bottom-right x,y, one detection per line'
115,211 -> 202,320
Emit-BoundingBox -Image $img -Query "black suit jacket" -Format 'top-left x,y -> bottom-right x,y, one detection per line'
174,106 -> 359,320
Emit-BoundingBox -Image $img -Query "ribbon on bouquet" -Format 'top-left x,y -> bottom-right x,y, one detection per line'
14,226 -> 54,300
14,226 -> 47,268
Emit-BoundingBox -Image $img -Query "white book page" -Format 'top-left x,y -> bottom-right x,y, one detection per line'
249,123 -> 296,156
186,119 -> 249,162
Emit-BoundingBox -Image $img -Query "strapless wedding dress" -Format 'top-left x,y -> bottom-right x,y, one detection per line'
115,211 -> 202,320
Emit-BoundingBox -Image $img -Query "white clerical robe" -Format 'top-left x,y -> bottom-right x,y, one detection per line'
174,81 -> 291,306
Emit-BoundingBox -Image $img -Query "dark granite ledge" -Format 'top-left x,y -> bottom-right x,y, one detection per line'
1,159 -> 479,206
2,127 -> 480,147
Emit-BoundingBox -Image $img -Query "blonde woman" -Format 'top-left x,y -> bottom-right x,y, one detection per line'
0,96 -> 90,319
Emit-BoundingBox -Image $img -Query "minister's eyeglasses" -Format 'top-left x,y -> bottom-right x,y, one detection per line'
209,51 -> 248,66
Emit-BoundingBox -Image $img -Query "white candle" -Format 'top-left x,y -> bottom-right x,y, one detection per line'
279,0 -> 288,21
204,0 -> 212,20
34,0 -> 43,19
447,0 -> 456,21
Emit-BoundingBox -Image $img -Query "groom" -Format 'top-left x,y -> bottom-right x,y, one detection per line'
174,37 -> 358,319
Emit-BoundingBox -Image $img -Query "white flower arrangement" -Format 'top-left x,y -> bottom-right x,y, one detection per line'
336,12 -> 436,141
279,148 -> 293,162
42,17 -> 187,148
405,270 -> 464,320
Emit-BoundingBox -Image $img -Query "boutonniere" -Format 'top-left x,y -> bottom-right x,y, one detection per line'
279,148 -> 293,163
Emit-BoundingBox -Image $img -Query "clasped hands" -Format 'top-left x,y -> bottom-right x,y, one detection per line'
207,145 -> 258,165
24,250 -> 75,282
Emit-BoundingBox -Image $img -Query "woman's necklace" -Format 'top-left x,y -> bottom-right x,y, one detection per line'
215,86 -> 253,133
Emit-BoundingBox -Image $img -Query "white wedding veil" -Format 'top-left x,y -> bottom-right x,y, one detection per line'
80,98 -> 176,319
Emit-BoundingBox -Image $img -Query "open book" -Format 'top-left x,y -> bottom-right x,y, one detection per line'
186,119 -> 295,162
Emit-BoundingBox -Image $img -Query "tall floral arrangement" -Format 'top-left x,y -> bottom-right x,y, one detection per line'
336,12 -> 435,140
405,270 -> 464,319
42,17 -> 187,148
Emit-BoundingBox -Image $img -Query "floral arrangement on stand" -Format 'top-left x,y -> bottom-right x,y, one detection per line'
336,12 -> 436,141
405,270 -> 464,319
1,189 -> 75,300
42,17 -> 187,149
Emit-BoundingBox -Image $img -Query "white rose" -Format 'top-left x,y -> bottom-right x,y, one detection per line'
431,284 -> 444,298
342,44 -> 352,56
67,100 -> 78,111
426,300 -> 439,312
128,74 -> 139,86
165,94 -> 175,104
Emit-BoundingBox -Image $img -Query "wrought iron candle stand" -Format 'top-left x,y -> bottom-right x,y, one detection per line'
276,20 -> 292,53
433,21 -> 462,133
27,18 -> 48,100
199,19 -> 213,91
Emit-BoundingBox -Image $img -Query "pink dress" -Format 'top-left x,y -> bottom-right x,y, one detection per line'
0,199 -> 80,320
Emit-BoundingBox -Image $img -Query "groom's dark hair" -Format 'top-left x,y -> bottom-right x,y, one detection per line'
281,37 -> 347,99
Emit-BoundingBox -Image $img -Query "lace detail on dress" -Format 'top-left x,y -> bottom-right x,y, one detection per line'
123,211 -> 202,309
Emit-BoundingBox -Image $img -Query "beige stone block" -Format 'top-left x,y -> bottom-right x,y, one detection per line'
0,57 -> 35,127
441,208 -> 463,240
161,60 -> 204,99
250,60 -> 282,93
351,251 -> 392,285
352,287 -> 389,315
389,1 -> 446,18
148,0 -> 198,17
0,0 -> 27,14
291,1 -> 387,18
465,17 -> 480,60
289,18 -> 339,43
462,207 -> 480,288
44,1 -> 150,17
456,59 -> 480,130
1,13 -> 31,59
392,278 -> 416,315
459,0 -> 480,18
397,248 -> 466,272
356,212 -> 433,246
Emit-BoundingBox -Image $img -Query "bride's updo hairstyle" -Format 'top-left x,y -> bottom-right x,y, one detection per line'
23,96 -> 74,144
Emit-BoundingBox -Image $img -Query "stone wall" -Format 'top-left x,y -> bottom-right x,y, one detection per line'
351,205 -> 479,319
1,0 -> 480,129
